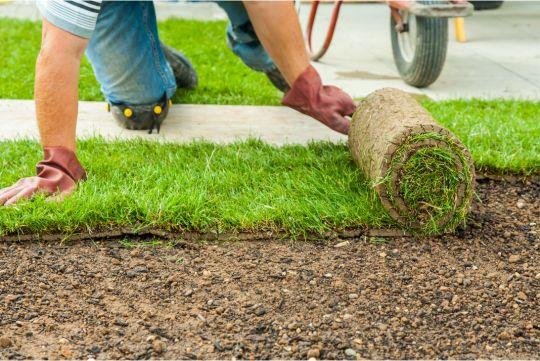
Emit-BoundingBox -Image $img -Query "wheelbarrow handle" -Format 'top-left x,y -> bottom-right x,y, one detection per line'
306,0 -> 343,61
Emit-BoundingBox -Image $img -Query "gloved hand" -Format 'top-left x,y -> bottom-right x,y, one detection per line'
282,65 -> 357,135
0,146 -> 86,206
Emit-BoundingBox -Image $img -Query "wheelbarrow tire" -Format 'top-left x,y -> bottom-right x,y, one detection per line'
390,0 -> 448,88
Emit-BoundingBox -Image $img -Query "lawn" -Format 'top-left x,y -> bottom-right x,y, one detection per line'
0,18 -> 538,236
0,139 -> 391,236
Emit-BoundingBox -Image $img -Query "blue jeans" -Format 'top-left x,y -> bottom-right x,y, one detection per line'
86,1 -> 276,106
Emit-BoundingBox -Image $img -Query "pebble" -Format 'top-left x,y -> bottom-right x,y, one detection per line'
59,347 -> 73,358
508,255 -> 521,263
254,306 -> 267,316
344,348 -> 357,358
0,336 -> 13,348
379,252 -> 387,258
152,340 -> 165,354
324,273 -> 333,278
334,241 -> 350,248
4,294 -> 18,304
498,330 -> 512,341
287,322 -> 297,330
516,291 -> 528,301
184,288 -> 193,297
516,199 -> 526,209
348,293 -> 359,299
113,319 -> 128,327
202,270 -> 212,277
307,348 -> 320,359
88,345 -> 101,354
126,266 -> 148,278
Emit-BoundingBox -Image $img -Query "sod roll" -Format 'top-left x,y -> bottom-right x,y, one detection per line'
349,88 -> 475,235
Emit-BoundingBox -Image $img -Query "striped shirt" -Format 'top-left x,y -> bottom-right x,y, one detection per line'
37,0 -> 103,38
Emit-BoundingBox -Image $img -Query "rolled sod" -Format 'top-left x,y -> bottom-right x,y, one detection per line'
349,88 -> 475,235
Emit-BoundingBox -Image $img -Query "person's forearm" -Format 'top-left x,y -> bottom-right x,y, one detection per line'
35,20 -> 87,151
243,1 -> 310,86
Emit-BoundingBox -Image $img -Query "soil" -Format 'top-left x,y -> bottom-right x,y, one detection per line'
0,179 -> 538,360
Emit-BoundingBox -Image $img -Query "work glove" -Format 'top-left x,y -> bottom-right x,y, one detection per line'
282,65 -> 356,135
0,146 -> 86,206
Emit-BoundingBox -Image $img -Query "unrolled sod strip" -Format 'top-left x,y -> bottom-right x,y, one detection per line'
349,88 -> 475,235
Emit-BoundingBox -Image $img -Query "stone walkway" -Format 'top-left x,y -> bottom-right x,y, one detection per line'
0,100 -> 346,145
1,1 -> 539,100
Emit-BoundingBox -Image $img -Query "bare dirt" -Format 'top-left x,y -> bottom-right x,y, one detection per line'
0,179 -> 538,360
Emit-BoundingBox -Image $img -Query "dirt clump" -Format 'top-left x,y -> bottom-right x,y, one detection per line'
0,180 -> 538,359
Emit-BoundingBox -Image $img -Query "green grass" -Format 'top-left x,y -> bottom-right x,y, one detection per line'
0,139 -> 391,236
423,100 -> 539,175
381,132 -> 474,235
0,18 -> 538,236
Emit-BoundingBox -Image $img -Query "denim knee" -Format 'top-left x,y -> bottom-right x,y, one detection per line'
86,1 -> 177,105
216,1 -> 277,73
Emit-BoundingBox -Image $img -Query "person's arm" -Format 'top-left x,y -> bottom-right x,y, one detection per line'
242,2 -> 309,86
0,20 -> 87,206
243,1 -> 356,135
36,19 -> 87,150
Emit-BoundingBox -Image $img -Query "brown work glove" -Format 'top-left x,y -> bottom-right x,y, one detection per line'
0,146 -> 86,206
282,65 -> 357,135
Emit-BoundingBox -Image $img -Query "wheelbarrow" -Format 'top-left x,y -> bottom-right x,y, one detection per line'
301,1 -> 474,88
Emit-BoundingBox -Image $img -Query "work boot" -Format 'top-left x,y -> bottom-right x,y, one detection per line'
108,94 -> 171,134
161,43 -> 198,90
265,67 -> 290,92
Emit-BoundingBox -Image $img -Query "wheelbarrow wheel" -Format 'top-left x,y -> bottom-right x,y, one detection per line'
390,0 -> 448,88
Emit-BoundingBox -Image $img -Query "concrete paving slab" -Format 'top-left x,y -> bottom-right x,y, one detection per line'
0,100 -> 347,145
